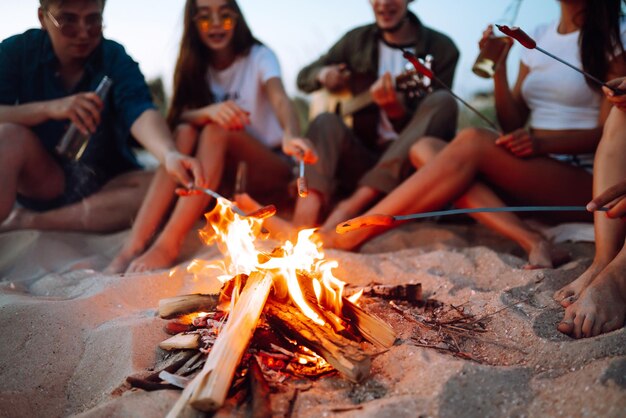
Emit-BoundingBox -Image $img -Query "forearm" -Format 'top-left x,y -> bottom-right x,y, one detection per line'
130,109 -> 178,164
533,127 -> 603,155
0,102 -> 53,126
493,69 -> 527,132
180,107 -> 211,126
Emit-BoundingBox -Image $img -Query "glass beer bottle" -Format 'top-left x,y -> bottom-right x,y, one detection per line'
56,75 -> 113,160
472,0 -> 522,78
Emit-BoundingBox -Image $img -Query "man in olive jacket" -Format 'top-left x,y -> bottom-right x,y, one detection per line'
293,0 -> 459,231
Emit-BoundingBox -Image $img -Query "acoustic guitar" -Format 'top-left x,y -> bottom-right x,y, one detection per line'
308,57 -> 434,127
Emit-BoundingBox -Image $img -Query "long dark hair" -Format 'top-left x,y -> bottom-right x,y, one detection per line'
578,0 -> 625,90
167,0 -> 259,127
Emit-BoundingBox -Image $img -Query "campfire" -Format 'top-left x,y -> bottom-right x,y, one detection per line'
136,198 -> 398,416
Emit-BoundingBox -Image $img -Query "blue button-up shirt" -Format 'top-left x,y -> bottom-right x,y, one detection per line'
0,29 -> 156,177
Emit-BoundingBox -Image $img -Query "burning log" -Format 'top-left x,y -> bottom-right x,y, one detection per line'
265,300 -> 371,383
248,357 -> 272,418
167,272 -> 273,416
345,283 -> 423,304
158,294 -> 219,319
341,298 -> 397,349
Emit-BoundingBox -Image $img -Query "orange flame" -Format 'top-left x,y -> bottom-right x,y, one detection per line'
185,198 -> 357,324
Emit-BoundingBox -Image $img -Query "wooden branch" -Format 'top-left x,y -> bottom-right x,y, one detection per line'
159,333 -> 200,351
341,298 -> 397,349
166,272 -> 273,416
158,294 -> 219,319
265,300 -> 371,383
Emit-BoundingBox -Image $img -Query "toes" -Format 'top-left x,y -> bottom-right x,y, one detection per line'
573,313 -> 586,339
580,314 -> 595,338
553,288 -> 574,304
557,318 -> 574,335
561,295 -> 577,308
558,308 -> 577,336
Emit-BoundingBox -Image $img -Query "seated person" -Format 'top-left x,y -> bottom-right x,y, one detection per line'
106,0 -> 317,273
557,76 -> 626,338
324,0 -> 626,269
0,0 -> 202,232
291,0 -> 459,231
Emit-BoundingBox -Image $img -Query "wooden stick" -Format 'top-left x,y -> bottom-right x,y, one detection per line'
159,333 -> 200,351
341,298 -> 397,349
166,272 -> 273,416
265,300 -> 371,383
158,294 -> 219,319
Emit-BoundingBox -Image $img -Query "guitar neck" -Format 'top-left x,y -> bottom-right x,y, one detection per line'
340,90 -> 374,117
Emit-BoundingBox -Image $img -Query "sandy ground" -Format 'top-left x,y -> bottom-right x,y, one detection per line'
0,220 -> 624,418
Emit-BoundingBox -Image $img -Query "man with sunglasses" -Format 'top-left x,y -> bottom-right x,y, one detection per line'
0,0 -> 203,232
292,0 -> 459,232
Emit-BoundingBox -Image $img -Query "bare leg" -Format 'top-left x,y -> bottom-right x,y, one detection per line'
0,123 -> 64,224
105,124 -> 200,273
3,170 -> 152,232
555,107 -> 626,306
292,190 -> 323,228
328,128 -> 591,256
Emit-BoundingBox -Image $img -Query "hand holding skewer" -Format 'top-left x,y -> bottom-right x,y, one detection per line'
175,186 -> 276,219
496,24 -> 626,96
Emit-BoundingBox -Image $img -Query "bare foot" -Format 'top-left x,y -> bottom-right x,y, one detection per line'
553,261 -> 606,307
125,242 -> 180,273
557,263 -> 626,338
524,240 -> 570,270
235,193 -> 297,241
0,208 -> 35,232
104,248 -> 143,274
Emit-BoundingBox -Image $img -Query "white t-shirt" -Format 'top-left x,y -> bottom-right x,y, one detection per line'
207,44 -> 284,148
377,41 -> 415,142
521,19 -> 626,130
520,19 -> 626,170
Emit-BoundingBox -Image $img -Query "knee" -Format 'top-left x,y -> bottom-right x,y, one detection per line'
415,90 -> 459,140
449,127 -> 494,157
199,123 -> 230,146
0,123 -> 37,156
306,112 -> 344,142
409,136 -> 446,168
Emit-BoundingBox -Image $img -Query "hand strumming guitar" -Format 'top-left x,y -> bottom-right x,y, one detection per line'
370,71 -> 406,119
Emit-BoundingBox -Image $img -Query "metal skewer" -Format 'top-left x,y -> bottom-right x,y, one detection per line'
495,24 -> 626,96
336,205 -> 608,234
401,49 -> 502,133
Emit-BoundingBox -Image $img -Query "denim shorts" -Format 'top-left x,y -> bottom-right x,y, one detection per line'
17,160 -> 115,212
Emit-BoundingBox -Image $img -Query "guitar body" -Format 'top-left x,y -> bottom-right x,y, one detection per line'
307,59 -> 433,131
308,88 -> 355,128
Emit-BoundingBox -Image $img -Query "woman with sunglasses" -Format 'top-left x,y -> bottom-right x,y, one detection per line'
0,0 -> 203,233
106,0 -> 317,273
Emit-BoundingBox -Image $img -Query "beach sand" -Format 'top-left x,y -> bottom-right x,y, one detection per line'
0,221 -> 624,417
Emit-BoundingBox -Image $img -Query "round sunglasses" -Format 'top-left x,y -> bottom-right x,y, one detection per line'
47,11 -> 103,38
193,10 -> 237,32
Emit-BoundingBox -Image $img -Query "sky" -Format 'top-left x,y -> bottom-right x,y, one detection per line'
1,0 -> 561,100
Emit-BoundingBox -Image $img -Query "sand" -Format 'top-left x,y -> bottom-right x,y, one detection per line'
0,220 -> 624,418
